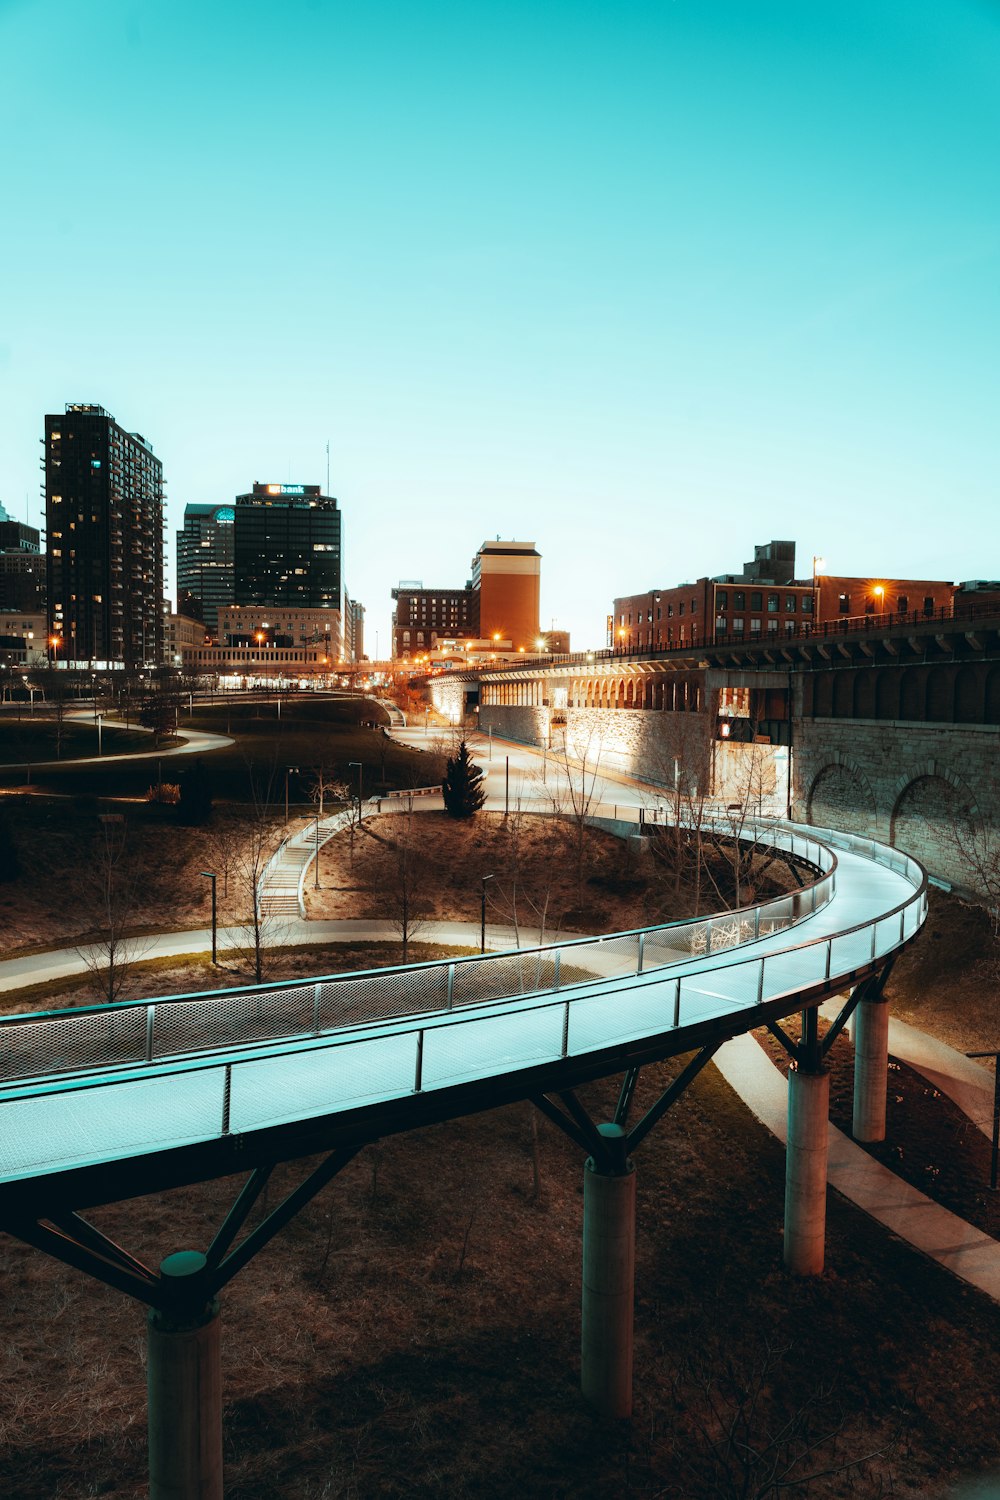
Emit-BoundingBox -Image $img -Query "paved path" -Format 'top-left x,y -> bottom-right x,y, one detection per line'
0,718 -> 233,771
716,1030 -> 1000,1304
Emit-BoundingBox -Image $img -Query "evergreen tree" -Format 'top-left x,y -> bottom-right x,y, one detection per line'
176,759 -> 214,826
442,740 -> 486,819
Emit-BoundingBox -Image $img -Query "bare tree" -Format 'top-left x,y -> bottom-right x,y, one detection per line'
373,806 -> 431,960
550,725 -> 606,906
303,761 -> 350,819
230,772 -> 286,981
74,818 -> 153,1003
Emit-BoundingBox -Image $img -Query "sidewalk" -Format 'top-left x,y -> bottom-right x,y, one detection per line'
715,1030 -> 1000,1304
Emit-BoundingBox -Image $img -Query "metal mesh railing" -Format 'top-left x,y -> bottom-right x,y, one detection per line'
1,820 -> 838,1089
0,826 -> 927,1185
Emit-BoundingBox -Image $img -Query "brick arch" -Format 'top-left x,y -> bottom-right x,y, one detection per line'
853,670 -> 876,719
899,667 -> 925,721
807,755 -> 877,836
926,665 -> 952,722
987,665 -> 1000,726
875,668 -> 900,720
832,670 -> 854,717
954,664 -> 983,724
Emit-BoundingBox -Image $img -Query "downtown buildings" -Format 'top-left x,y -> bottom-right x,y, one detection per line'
44,404 -> 164,669
391,538 -> 544,659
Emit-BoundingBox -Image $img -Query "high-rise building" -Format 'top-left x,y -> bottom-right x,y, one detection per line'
44,404 -> 164,668
0,504 -> 44,613
233,483 -> 341,610
176,503 -> 235,637
472,539 -> 541,652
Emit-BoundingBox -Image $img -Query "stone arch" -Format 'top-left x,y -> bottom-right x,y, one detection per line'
954,664 -> 982,724
853,670 -> 876,720
832,671 -> 854,718
807,757 -> 877,837
899,668 -> 924,721
890,764 -> 980,876
926,665 -> 952,722
875,669 -> 900,720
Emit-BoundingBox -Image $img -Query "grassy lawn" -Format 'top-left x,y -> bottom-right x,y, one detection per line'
0,718 -> 156,764
0,694 -> 439,802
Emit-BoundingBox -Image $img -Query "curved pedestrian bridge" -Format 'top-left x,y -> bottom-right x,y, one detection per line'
0,818 -> 925,1213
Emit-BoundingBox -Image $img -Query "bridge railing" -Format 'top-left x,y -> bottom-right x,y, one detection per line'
0,826 -> 926,1187
0,822 -> 833,1087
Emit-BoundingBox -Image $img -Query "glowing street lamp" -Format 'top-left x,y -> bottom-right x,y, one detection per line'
49,634 -> 62,665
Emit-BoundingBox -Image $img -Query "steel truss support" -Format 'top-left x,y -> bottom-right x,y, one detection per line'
6,1146 -> 363,1500
534,1042 -> 723,1419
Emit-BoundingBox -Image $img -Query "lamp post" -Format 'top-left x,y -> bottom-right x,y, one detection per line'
96,713 -> 103,757
200,871 -> 217,964
314,814 -> 321,890
348,759 -> 363,812
285,765 -> 299,824
49,634 -> 62,667
480,873 -> 494,953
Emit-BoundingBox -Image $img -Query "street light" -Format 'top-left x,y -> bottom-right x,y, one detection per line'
481,873 -> 495,953
284,765 -> 299,824
49,634 -> 62,666
96,712 -> 103,757
348,759 -> 363,811
200,871 -> 218,964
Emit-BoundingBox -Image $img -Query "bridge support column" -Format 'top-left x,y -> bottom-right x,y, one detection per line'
147,1251 -> 223,1500
784,1065 -> 830,1276
582,1123 -> 636,1419
853,991 -> 890,1143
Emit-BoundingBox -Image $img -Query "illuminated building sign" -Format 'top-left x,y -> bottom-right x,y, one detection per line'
266,484 -> 305,496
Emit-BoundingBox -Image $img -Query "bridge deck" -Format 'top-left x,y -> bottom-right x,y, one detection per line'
0,823 -> 924,1214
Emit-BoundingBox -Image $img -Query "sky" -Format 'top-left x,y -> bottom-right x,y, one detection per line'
1,0 -> 998,654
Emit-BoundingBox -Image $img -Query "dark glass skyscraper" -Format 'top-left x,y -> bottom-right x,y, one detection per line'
233,483 -> 341,609
177,503 -> 235,636
45,404 -> 164,668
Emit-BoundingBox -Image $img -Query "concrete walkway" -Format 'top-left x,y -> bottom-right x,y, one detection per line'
716,1030 -> 1000,1304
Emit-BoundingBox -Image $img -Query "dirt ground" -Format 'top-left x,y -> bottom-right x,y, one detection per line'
3,820 -> 1000,1496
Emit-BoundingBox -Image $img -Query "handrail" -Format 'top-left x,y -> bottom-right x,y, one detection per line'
0,825 -> 926,1182
0,819 -> 833,1085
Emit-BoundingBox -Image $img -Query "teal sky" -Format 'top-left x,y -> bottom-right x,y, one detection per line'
1,0 -> 998,652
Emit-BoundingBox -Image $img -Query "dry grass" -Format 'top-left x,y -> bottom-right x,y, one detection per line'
3,842 -> 1000,1495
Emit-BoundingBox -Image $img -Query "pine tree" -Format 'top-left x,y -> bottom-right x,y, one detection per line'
442,740 -> 486,819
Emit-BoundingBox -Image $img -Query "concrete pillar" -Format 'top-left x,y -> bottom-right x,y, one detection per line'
784,1066 -> 830,1276
581,1123 -> 636,1419
853,993 -> 890,1143
147,1251 -> 223,1500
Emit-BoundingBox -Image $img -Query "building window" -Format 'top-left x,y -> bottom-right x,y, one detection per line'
678,602 -> 685,616
716,591 -> 728,609
785,595 -> 797,611
897,595 -> 908,612
732,617 -> 744,632
923,596 -> 934,614
767,619 -> 778,633
715,616 -> 727,634
750,617 -> 762,634
802,595 -> 814,613
838,594 -> 850,613
767,593 -> 779,612
733,591 -> 745,610
750,592 -> 762,611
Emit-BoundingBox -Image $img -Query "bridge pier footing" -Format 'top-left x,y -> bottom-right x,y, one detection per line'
581,1123 -> 636,1419
784,1066 -> 830,1276
853,992 -> 890,1143
147,1251 -> 223,1500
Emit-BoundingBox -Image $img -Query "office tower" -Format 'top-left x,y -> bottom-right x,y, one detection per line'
176,503 -> 235,636
44,404 -> 164,668
233,483 -> 341,610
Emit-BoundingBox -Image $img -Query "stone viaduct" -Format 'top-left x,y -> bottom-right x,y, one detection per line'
427,606 -> 1000,893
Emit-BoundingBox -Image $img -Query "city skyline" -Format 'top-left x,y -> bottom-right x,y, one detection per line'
1,0 -> 998,653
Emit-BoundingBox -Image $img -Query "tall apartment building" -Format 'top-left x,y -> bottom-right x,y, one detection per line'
176,503 -> 235,636
0,505 -> 44,613
233,483 -> 341,610
472,539 -> 541,652
44,404 -> 164,668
